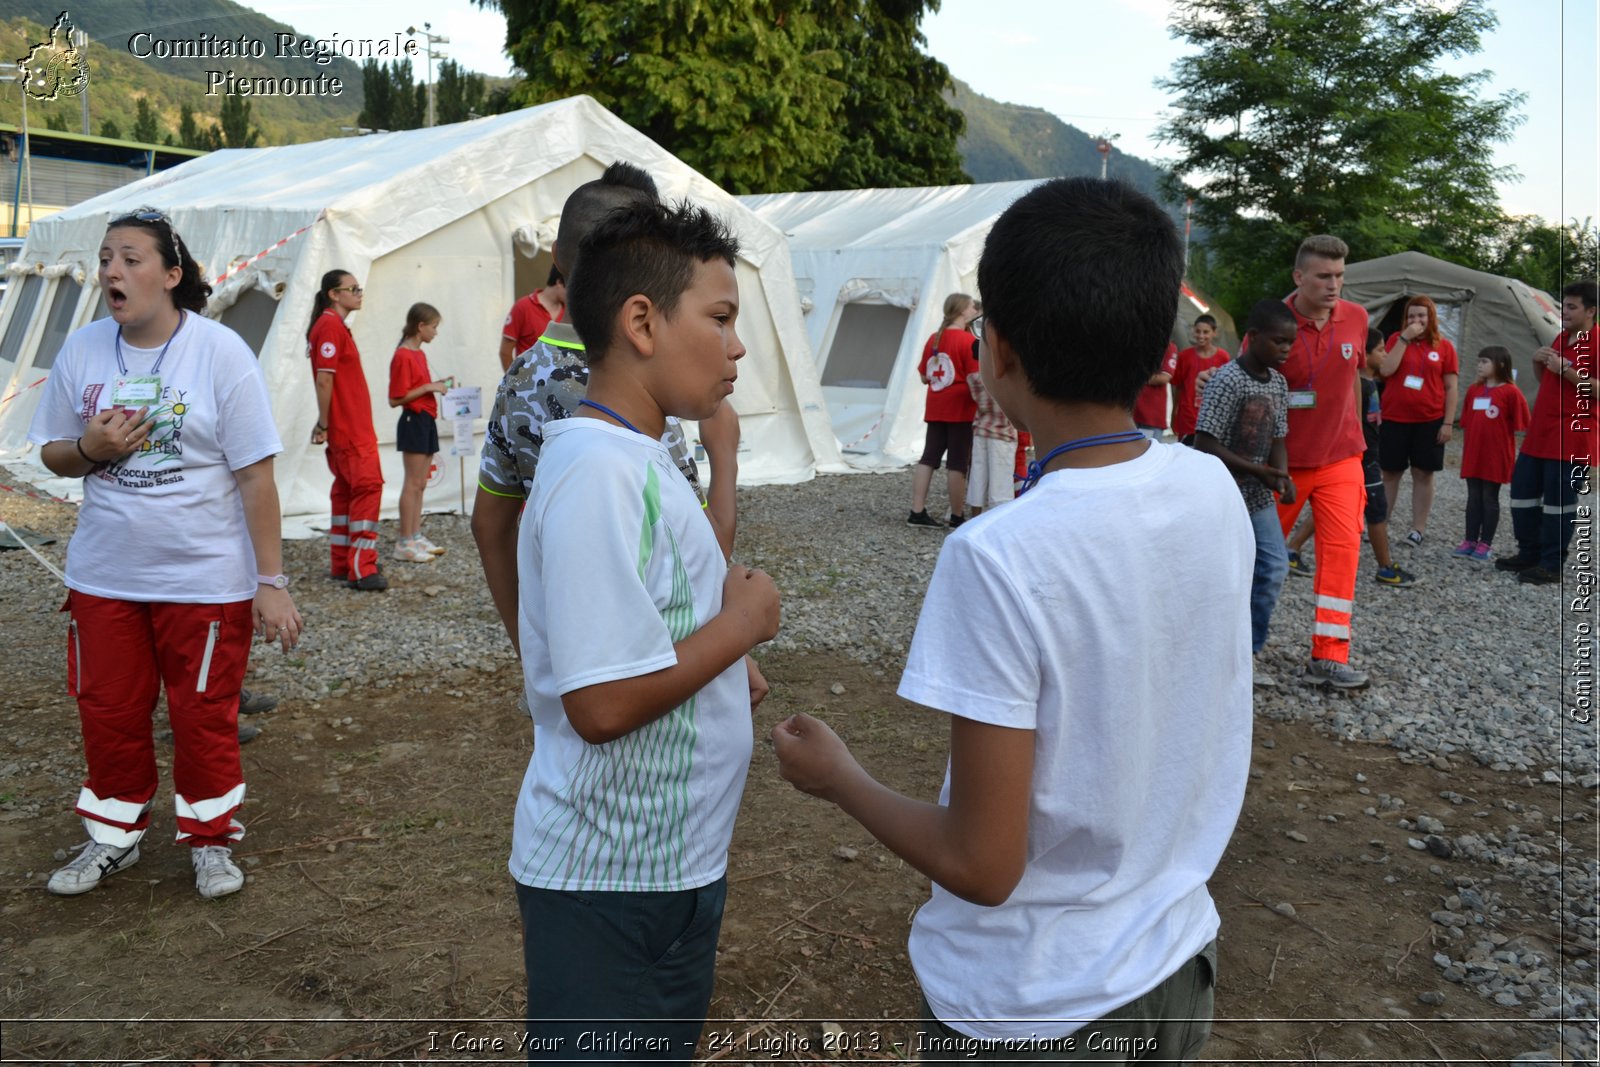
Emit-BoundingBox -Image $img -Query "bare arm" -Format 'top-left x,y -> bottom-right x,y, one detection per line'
312,371 -> 333,445
562,565 -> 779,744
1267,437 -> 1294,505
698,402 -> 740,558
773,712 -> 1034,906
1194,430 -> 1288,494
471,486 -> 525,655
1147,370 -> 1173,386
498,337 -> 515,373
235,457 -> 302,651
390,380 -> 447,409
1439,373 -> 1458,442
39,406 -> 153,477
1379,329 -> 1420,378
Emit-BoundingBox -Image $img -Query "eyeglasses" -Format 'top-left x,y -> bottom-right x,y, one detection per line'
332,286 -> 364,295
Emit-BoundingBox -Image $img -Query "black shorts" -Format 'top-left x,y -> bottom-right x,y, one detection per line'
1364,471 -> 1389,525
1378,418 -> 1445,473
918,421 -> 973,474
395,409 -> 439,455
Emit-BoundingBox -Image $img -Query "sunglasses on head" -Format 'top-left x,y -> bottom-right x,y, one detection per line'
112,208 -> 186,266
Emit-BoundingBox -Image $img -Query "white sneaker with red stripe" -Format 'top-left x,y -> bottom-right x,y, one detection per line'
47,840 -> 140,896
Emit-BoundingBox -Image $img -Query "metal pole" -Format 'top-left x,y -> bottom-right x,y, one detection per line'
73,29 -> 88,134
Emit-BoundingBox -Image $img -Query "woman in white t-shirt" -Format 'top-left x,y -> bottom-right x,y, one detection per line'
27,208 -> 301,901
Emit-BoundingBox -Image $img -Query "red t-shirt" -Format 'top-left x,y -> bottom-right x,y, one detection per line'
1460,381 -> 1530,483
1279,296 -> 1368,468
1379,335 -> 1459,423
502,291 -> 563,355
1522,328 -> 1598,463
309,310 -> 376,447
1170,345 -> 1232,437
1133,343 -> 1179,428
388,345 -> 438,417
919,328 -> 980,423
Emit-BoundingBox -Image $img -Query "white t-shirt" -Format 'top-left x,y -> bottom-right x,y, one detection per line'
27,314 -> 282,603
899,442 -> 1253,1040
510,418 -> 751,892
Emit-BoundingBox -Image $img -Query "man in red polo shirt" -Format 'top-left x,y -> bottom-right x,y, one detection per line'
1497,280 -> 1597,585
1271,235 -> 1370,688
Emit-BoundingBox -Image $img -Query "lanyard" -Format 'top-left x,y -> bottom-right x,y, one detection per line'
115,311 -> 186,376
577,398 -> 644,436
1018,430 -> 1147,494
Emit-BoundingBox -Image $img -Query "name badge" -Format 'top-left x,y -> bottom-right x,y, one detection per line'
111,375 -> 161,408
1287,389 -> 1317,409
1403,375 -> 1425,391
1472,396 -> 1491,410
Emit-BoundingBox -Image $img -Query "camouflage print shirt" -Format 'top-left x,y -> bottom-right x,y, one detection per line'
477,321 -> 703,500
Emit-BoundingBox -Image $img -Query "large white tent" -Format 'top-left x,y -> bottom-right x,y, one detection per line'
0,95 -> 843,527
742,180 -> 1046,467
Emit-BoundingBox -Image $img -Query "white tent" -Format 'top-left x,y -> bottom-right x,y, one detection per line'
741,180 -> 1046,467
0,95 -> 844,527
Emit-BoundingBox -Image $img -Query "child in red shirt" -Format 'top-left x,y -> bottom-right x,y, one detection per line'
388,302 -> 450,562
1455,346 -> 1530,562
1171,314 -> 1232,443
907,293 -> 980,528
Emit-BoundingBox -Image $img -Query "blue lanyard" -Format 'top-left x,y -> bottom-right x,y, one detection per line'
115,311 -> 186,376
1018,430 -> 1147,494
577,398 -> 643,436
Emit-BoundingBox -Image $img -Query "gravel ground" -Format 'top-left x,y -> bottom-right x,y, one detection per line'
2,439 -> 1596,1054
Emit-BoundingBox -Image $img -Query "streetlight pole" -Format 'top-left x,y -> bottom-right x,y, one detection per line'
0,63 -> 39,237
72,29 -> 89,134
406,23 -> 451,127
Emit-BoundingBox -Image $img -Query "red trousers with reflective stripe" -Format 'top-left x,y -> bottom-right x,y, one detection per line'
1276,455 -> 1365,664
65,592 -> 251,848
326,440 -> 383,581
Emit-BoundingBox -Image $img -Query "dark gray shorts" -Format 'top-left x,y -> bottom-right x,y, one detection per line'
516,876 -> 727,1064
916,941 -> 1217,1064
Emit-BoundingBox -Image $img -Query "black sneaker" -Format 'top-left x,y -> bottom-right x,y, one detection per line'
906,510 -> 944,529
1518,566 -> 1558,585
1373,566 -> 1419,588
347,572 -> 389,591
1286,551 -> 1314,578
239,688 -> 278,715
948,514 -> 967,529
1495,555 -> 1538,573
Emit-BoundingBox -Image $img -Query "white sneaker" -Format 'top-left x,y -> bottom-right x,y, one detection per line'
414,535 -> 446,556
47,840 -> 140,895
391,538 -> 433,563
192,845 -> 245,899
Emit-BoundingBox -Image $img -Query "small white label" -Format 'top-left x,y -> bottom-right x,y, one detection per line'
1403,375 -> 1425,391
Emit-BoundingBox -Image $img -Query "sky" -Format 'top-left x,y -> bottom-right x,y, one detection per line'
249,0 -> 1596,225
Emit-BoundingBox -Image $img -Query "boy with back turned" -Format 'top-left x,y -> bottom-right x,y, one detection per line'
774,177 -> 1253,1060
511,200 -> 779,1061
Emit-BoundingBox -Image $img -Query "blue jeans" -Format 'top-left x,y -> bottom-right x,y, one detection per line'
1250,504 -> 1289,654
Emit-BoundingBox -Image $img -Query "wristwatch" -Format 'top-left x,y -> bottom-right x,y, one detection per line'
257,574 -> 290,589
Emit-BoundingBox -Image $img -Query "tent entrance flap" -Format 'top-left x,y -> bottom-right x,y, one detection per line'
821,302 -> 910,389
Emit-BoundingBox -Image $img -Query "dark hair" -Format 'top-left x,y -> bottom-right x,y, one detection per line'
105,208 -> 212,313
399,302 -> 440,346
555,161 -> 660,280
1367,326 -> 1385,353
307,269 -> 353,339
1562,280 -> 1598,311
1194,313 -> 1217,329
1246,299 -> 1298,335
567,199 -> 740,363
976,177 -> 1181,407
1478,345 -> 1514,384
546,264 -> 565,287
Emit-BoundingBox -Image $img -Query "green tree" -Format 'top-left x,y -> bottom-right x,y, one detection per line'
130,98 -> 162,144
45,112 -> 69,132
812,0 -> 967,189
436,59 -> 488,124
1158,0 -> 1523,313
218,94 -> 262,148
358,58 -> 424,131
1483,216 -> 1600,296
99,118 -> 122,140
177,103 -> 208,150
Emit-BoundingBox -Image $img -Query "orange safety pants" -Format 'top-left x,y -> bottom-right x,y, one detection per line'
1276,455 -> 1365,664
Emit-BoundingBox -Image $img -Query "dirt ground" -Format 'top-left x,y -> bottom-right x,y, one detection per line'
0,632 -> 1588,1063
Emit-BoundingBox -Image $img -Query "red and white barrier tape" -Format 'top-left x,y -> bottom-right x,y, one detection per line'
0,376 -> 47,408
212,214 -> 322,288
840,412 -> 887,450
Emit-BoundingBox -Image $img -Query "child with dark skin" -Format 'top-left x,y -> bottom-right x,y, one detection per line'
1193,316 -> 1296,504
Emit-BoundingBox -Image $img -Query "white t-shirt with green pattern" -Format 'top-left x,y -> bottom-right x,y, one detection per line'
510,417 -> 751,892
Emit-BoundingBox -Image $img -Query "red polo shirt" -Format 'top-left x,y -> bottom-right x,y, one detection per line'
1280,296 -> 1367,469
1133,343 -> 1179,428
309,310 -> 377,447
1380,335 -> 1459,423
503,291 -> 563,356
919,328 -> 980,423
1523,328 -> 1597,464
1170,344 -> 1232,437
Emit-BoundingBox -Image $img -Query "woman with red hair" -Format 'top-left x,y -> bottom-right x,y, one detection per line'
1377,295 -> 1459,548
